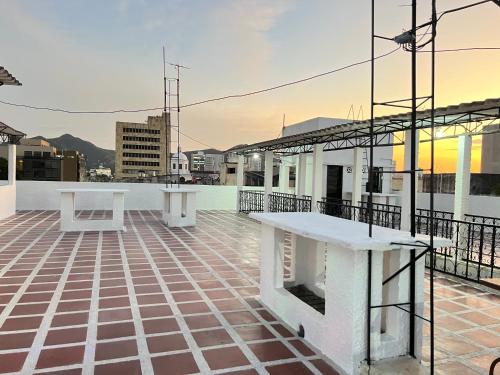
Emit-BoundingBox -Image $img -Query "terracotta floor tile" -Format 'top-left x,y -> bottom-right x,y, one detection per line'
436,315 -> 474,331
266,362 -> 314,375
436,361 -> 481,375
184,314 -> 221,330
56,300 -> 91,312
0,332 -> 36,350
95,339 -> 138,361
223,311 -> 259,325
97,322 -> 136,340
177,301 -> 211,314
151,352 -> 199,375
459,311 -> 499,326
463,329 -> 500,348
192,328 -> 234,347
139,304 -> 173,319
213,298 -> 246,311
143,317 -> 180,334
468,354 -> 499,370
172,291 -> 202,303
1,316 -> 43,331
271,323 -> 295,338
234,325 -> 275,341
147,333 -> 188,353
98,308 -> 133,323
94,360 -> 142,375
99,296 -> 130,309
436,336 -> 482,355
10,302 -> 49,315
51,312 -> 89,327
136,293 -> 167,305
310,359 -> 341,375
203,346 -> 250,370
289,339 -> 315,356
249,341 -> 295,362
36,345 -> 85,369
45,327 -> 87,346
0,352 -> 28,373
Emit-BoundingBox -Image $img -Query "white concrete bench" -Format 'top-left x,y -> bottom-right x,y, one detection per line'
250,212 -> 451,375
57,188 -> 128,232
160,187 -> 198,227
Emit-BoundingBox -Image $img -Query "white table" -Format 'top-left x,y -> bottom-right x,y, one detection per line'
250,212 -> 451,375
160,187 -> 198,227
57,189 -> 128,232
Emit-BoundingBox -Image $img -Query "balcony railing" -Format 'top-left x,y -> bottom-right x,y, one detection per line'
238,190 -> 264,213
319,199 -> 499,282
269,192 -> 312,213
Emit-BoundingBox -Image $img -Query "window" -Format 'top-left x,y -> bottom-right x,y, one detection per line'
173,163 -> 176,169
24,151 -> 32,157
33,151 -> 41,157
179,164 -> 182,170
227,167 -> 236,174
43,152 -> 51,158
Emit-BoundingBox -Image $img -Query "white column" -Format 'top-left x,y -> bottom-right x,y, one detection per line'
279,158 -> 290,193
264,151 -> 274,212
352,147 -> 363,207
8,144 -> 16,185
296,153 -> 307,196
400,130 -> 419,231
453,135 -> 472,221
311,144 -> 324,212
236,154 -> 245,211
453,135 -> 472,254
112,192 -> 125,230
236,154 -> 245,187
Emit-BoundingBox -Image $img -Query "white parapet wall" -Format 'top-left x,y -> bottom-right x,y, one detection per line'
417,192 -> 500,217
16,181 -> 239,211
0,183 -> 16,220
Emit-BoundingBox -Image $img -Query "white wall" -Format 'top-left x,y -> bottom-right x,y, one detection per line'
0,183 -> 16,220
16,181 -> 239,211
418,192 -> 500,217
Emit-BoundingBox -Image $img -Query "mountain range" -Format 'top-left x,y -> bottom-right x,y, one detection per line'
32,134 -> 115,172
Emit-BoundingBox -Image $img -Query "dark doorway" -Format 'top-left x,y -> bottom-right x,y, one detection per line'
325,165 -> 343,216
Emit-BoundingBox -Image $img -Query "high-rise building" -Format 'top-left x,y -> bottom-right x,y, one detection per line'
481,124 -> 500,174
115,114 -> 170,180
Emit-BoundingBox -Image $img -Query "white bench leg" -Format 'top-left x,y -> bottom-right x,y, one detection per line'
60,192 -> 75,231
112,193 -> 125,230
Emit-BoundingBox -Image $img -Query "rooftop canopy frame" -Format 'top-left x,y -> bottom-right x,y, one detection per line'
229,98 -> 500,155
0,121 -> 26,144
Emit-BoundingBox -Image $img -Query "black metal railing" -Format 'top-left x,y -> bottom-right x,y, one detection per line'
318,199 -> 499,282
318,199 -> 401,229
238,190 -> 264,213
418,216 -> 500,281
269,192 -> 312,213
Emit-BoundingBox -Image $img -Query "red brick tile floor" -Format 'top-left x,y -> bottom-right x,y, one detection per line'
0,210 -> 497,374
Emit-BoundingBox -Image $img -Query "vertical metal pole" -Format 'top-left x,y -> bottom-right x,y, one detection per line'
409,0 -> 417,358
429,1 -> 437,372
367,0 -> 375,366
163,47 -> 168,188
177,66 -> 180,188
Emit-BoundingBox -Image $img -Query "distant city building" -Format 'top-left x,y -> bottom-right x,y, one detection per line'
481,124 -> 500,174
114,114 -> 170,180
186,149 -> 224,173
170,151 -> 192,183
0,138 -> 86,181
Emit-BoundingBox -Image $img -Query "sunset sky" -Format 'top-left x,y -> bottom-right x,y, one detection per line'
1,0 -> 499,173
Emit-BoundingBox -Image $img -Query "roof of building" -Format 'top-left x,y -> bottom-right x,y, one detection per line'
0,67 -> 22,86
0,121 -> 26,144
229,98 -> 500,155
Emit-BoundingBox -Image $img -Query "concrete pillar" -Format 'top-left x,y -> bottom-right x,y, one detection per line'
296,153 -> 307,197
8,144 -> 16,185
278,157 -> 290,193
453,135 -> 472,221
400,130 -> 419,232
352,148 -> 363,207
264,151 -> 274,212
236,154 -> 245,211
453,135 -> 472,254
311,144 -> 324,212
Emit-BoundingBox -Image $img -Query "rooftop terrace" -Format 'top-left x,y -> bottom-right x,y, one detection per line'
0,210 -> 498,375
